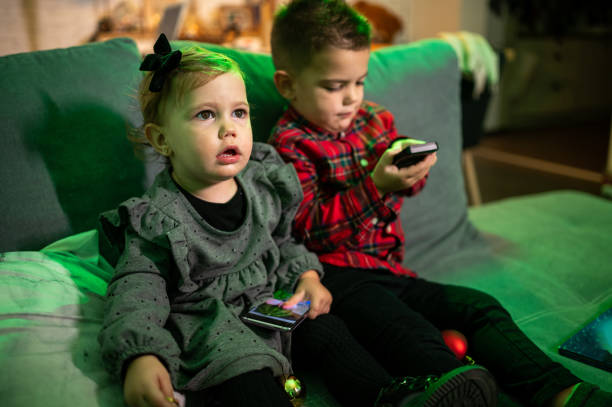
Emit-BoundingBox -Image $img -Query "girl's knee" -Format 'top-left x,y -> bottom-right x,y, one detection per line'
292,314 -> 361,367
295,313 -> 352,348
307,313 -> 350,336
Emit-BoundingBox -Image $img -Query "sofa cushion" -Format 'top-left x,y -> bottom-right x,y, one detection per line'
0,38 -> 146,252
0,233 -> 122,406
416,190 -> 612,391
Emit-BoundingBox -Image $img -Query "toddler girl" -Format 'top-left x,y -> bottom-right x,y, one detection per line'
97,34 -> 331,407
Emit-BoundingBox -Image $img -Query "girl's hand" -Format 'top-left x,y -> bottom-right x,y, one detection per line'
282,270 -> 332,319
371,140 -> 437,195
124,355 -> 178,407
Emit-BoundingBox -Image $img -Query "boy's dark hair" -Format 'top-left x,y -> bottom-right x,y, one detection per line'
271,0 -> 371,74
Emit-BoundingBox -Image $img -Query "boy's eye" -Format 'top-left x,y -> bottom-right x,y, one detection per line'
356,80 -> 365,87
233,108 -> 249,119
323,84 -> 343,92
196,110 -> 215,120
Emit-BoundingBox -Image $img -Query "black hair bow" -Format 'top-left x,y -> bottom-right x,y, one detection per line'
140,33 -> 182,92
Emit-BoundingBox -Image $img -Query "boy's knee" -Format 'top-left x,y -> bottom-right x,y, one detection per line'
473,289 -> 506,312
456,287 -> 511,322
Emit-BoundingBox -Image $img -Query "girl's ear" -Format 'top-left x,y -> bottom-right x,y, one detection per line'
145,123 -> 172,157
273,70 -> 296,101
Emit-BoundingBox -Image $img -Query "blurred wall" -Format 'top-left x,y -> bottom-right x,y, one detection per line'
1,0 -> 491,56
2,0 -> 609,132
345,0 -> 489,44
0,0 -> 110,56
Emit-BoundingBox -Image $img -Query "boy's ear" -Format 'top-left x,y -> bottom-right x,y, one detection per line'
273,70 -> 296,101
145,123 -> 172,157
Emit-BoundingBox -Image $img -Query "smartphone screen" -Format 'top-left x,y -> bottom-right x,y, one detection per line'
241,298 -> 310,331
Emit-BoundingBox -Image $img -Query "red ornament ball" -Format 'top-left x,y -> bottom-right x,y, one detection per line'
441,329 -> 468,360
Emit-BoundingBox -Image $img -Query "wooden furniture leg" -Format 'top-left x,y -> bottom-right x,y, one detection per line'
462,149 -> 482,206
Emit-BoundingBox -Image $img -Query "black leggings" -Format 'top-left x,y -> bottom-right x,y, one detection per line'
195,300 -> 405,407
322,264 -> 581,407
190,314 -> 395,407
292,313 -> 394,406
188,368 -> 293,407
192,265 -> 580,407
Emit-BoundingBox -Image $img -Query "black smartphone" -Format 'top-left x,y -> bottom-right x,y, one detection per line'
392,141 -> 439,168
241,298 -> 310,332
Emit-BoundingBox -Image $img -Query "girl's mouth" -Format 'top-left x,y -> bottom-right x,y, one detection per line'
217,146 -> 241,164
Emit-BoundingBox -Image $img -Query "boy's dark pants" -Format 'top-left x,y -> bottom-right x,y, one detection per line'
322,264 -> 581,407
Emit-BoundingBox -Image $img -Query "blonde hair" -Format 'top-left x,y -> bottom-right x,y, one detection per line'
130,46 -> 245,160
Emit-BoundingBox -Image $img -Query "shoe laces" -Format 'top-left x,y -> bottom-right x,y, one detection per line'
390,374 -> 439,392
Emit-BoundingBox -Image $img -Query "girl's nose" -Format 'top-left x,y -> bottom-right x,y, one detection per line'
219,120 -> 237,138
220,127 -> 236,138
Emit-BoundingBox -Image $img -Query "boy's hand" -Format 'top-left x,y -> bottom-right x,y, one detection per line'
371,139 -> 437,195
124,355 -> 178,407
283,270 -> 332,319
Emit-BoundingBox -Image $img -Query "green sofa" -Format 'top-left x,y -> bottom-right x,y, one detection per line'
1,37 -> 610,407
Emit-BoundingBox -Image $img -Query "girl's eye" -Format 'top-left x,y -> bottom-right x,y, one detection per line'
356,80 -> 365,87
196,110 -> 215,120
233,108 -> 248,119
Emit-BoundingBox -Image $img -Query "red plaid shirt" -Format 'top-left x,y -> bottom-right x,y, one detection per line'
269,101 -> 427,276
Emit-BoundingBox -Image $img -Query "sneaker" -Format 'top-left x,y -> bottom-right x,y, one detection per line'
375,365 -> 498,407
564,382 -> 612,407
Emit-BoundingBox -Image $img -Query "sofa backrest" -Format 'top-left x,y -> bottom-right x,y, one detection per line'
1,37 -> 475,270
0,38 -> 146,252
367,44 -> 481,270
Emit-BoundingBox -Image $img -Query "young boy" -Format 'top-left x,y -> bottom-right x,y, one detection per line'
268,1 -> 612,406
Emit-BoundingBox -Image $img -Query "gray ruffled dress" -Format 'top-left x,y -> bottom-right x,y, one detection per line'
97,143 -> 322,391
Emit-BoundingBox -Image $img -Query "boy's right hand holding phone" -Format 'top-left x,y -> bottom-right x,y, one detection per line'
371,139 -> 437,196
